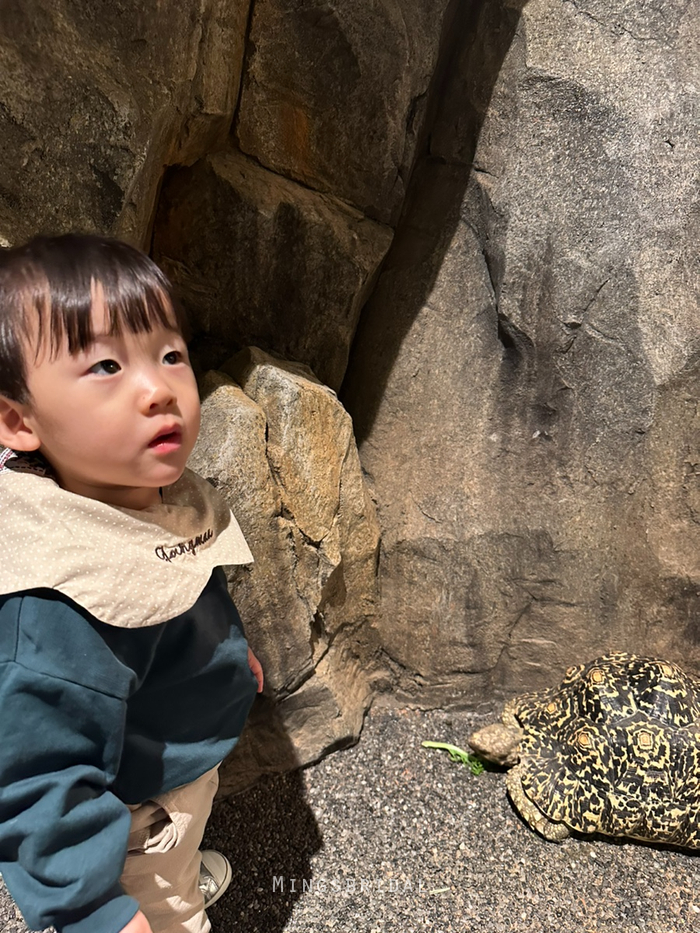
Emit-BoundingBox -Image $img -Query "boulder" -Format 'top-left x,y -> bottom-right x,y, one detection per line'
235,0 -> 455,224
153,146 -> 393,389
0,0 -> 250,246
188,350 -> 380,787
343,0 -> 700,705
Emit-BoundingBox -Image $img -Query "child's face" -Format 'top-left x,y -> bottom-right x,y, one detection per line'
18,285 -> 201,509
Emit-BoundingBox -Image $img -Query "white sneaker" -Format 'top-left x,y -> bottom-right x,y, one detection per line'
199,849 -> 233,909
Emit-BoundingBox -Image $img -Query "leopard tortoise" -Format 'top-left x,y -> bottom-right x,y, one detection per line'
468,653 -> 700,848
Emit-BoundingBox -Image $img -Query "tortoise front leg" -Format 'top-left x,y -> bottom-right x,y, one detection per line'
505,764 -> 570,842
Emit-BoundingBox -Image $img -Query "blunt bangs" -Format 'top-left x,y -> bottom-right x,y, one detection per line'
0,234 -> 187,403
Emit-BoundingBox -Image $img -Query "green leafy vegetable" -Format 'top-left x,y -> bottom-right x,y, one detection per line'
422,740 -> 485,776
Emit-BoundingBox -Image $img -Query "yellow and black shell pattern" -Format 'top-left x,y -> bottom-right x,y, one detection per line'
507,653 -> 700,847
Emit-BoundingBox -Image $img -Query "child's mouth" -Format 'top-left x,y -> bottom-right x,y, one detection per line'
148,430 -> 182,452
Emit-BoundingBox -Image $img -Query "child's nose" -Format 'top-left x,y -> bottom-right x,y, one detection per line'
141,370 -> 176,410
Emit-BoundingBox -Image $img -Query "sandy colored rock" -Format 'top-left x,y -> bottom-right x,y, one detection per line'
224,348 -> 381,648
189,352 -> 380,787
153,146 -> 393,389
189,370 -> 312,694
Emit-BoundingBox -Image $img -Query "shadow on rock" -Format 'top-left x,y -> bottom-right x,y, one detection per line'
342,0 -> 531,442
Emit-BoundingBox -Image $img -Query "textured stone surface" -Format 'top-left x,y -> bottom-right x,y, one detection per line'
343,0 -> 700,707
153,146 -> 393,389
188,350 -> 380,789
645,365 -> 700,584
0,0 -> 250,246
236,0 -> 455,224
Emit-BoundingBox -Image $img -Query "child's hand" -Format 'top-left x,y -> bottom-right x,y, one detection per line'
248,648 -> 264,692
120,910 -> 153,933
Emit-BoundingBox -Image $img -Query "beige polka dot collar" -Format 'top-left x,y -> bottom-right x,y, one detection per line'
0,449 -> 253,628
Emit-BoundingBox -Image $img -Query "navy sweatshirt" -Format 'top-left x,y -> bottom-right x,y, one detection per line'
0,568 -> 258,933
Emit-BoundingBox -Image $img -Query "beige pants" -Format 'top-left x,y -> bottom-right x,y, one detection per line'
121,766 -> 220,933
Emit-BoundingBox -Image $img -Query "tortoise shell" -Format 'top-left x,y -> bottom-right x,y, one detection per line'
507,652 -> 700,847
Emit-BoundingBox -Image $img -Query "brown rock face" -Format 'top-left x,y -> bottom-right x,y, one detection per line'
0,0 -> 249,246
235,0 -> 455,224
343,0 -> 700,706
153,146 -> 393,389
188,350 -> 380,788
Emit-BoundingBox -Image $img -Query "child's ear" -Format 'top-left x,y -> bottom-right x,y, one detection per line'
0,395 -> 41,451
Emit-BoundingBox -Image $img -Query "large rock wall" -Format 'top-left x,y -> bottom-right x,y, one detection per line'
343,0 -> 700,705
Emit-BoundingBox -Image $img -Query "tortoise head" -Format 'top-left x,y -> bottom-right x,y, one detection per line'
468,722 -> 523,767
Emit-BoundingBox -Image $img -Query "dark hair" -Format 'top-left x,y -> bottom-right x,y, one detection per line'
0,233 -> 188,403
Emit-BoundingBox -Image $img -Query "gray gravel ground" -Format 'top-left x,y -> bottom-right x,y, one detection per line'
3,705 -> 700,932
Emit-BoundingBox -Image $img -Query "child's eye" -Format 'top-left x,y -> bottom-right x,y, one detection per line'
163,350 -> 183,365
89,359 -> 121,375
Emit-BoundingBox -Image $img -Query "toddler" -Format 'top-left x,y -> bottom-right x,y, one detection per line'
0,234 -> 263,933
